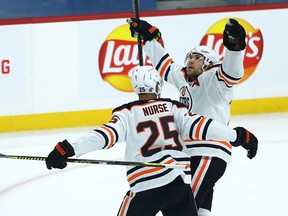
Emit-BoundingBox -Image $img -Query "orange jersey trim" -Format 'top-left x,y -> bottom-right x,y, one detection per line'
101,125 -> 115,149
217,70 -> 238,86
128,159 -> 174,183
183,139 -> 232,150
195,117 -> 206,140
159,58 -> 173,77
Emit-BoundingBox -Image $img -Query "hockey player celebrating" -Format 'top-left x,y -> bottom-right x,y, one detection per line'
46,66 -> 257,216
128,18 -> 254,216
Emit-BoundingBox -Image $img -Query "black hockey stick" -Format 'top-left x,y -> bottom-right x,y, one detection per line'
0,153 -> 187,169
133,0 -> 144,66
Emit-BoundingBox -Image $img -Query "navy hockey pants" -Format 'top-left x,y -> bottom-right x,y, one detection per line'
190,156 -> 227,211
117,176 -> 197,216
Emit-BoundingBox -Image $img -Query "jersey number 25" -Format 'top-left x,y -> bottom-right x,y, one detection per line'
137,115 -> 183,157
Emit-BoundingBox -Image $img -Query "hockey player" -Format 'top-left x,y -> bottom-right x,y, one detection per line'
128,18 -> 254,216
46,66 -> 257,216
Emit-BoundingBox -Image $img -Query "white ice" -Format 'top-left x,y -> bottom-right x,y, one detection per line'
0,112 -> 287,216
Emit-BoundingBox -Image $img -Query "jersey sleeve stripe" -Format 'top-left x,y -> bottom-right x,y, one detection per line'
189,116 -> 202,140
220,64 -> 242,81
215,72 -> 232,88
186,143 -> 232,155
163,65 -> 171,81
202,118 -> 212,140
195,117 -> 206,140
209,140 -> 232,149
100,125 -> 115,149
94,129 -> 109,149
155,53 -> 169,71
216,65 -> 241,87
160,58 -> 173,77
103,124 -> 119,143
154,53 -> 173,77
217,70 -> 236,86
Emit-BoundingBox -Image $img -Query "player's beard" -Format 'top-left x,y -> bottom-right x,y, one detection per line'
186,66 -> 203,81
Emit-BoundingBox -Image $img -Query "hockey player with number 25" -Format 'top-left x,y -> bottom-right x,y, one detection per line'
46,66 -> 257,216
128,18 -> 257,216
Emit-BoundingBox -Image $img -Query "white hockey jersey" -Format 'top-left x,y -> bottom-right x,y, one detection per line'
70,98 -> 237,193
144,40 -> 244,163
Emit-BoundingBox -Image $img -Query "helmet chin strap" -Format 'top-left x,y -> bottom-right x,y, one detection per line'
201,62 -> 207,71
202,60 -> 213,71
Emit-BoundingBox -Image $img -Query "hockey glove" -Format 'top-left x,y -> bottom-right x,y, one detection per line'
231,127 -> 258,159
46,139 -> 75,170
223,18 -> 246,51
127,18 -> 161,42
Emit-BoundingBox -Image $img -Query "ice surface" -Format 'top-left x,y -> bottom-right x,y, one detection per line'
1,113 -> 287,216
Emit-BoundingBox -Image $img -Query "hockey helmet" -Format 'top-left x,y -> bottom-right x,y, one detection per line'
185,45 -> 220,70
131,65 -> 163,96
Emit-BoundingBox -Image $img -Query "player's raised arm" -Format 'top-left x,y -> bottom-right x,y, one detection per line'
221,18 -> 246,80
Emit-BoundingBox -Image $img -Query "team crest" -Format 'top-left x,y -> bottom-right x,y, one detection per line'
180,86 -> 187,96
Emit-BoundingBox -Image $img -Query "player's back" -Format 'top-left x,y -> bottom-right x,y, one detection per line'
112,98 -> 190,192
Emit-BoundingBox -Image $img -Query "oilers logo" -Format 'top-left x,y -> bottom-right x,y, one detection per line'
181,86 -> 187,96
179,86 -> 193,112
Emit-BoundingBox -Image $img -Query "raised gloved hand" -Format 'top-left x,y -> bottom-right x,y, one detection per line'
127,18 -> 161,42
46,139 -> 75,170
223,18 -> 246,51
231,127 -> 258,159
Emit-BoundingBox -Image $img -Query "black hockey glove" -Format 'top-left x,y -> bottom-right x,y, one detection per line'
231,127 -> 258,159
127,18 -> 161,42
223,18 -> 246,51
46,139 -> 75,170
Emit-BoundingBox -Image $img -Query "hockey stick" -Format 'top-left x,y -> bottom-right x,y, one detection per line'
133,0 -> 144,66
0,153 -> 187,169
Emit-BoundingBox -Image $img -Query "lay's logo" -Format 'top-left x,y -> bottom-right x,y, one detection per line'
200,17 -> 263,83
99,24 -> 164,92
